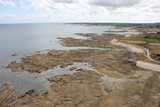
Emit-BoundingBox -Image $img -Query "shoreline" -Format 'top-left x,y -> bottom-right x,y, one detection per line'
0,25 -> 160,106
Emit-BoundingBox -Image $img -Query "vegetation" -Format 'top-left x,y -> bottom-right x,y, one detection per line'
121,37 -> 145,41
119,33 -> 160,61
151,54 -> 160,61
120,34 -> 160,43
132,89 -> 143,95
145,33 -> 160,40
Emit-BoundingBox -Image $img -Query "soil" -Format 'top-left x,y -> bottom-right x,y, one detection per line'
98,72 -> 160,107
142,72 -> 160,107
149,43 -> 160,46
149,45 -> 160,54
111,38 -> 144,53
119,40 -> 146,45
112,37 -> 160,71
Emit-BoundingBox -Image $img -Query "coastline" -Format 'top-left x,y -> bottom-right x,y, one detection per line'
0,25 -> 160,107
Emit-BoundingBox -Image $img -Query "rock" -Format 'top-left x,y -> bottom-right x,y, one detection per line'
2,82 -> 11,86
6,33 -> 128,73
25,89 -> 35,96
122,95 -> 143,107
122,52 -> 137,67
69,66 -> 77,71
12,54 -> 17,56
104,87 -> 113,93
124,52 -> 136,60
76,68 -> 83,71
18,89 -> 36,99
123,58 -> 137,67
142,72 -> 160,107
151,54 -> 160,61
0,83 -> 15,104
46,70 -> 104,107
0,70 -> 105,107
48,76 -> 63,82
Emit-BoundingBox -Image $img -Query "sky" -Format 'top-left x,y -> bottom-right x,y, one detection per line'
0,0 -> 160,23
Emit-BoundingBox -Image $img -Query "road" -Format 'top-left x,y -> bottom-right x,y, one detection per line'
111,37 -> 160,72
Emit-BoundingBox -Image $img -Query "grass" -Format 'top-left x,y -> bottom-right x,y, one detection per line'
120,37 -> 160,43
146,39 -> 160,43
121,37 -> 146,41
132,89 -> 143,95
95,67 -> 123,78
105,44 -> 122,49
122,81 -> 144,97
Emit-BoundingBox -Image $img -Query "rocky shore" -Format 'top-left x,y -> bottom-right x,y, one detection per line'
6,49 -> 137,75
0,71 -> 159,107
59,33 -> 122,48
0,70 -> 104,107
1,32 -> 160,107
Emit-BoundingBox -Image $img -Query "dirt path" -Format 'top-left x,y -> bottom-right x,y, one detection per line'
137,61 -> 160,72
111,38 -> 144,53
111,37 -> 160,72
143,48 -> 160,63
124,35 -> 160,63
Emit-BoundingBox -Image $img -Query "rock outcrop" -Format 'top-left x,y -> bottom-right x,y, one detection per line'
0,70 -> 105,107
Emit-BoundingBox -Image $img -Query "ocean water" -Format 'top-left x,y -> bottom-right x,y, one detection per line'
0,24 -> 119,64
0,24 -> 124,94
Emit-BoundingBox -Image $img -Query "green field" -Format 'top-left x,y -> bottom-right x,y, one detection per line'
121,37 -> 160,43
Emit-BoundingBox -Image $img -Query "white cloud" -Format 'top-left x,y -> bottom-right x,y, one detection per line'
0,0 -> 160,23
0,0 -> 15,7
29,0 -> 56,11
53,0 -> 76,3
15,0 -> 78,12
89,0 -> 140,8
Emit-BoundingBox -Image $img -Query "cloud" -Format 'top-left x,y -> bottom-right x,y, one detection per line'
15,0 -> 77,12
89,0 -> 140,8
0,0 -> 160,23
137,0 -> 160,14
0,0 -> 15,7
151,7 -> 160,13
53,0 -> 76,3
28,0 -> 56,11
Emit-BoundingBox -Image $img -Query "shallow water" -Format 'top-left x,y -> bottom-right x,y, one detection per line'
0,62 -> 94,95
0,24 -> 116,64
0,24 -> 126,94
0,24 -> 138,94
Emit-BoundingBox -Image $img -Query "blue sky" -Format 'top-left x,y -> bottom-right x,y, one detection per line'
0,0 -> 160,23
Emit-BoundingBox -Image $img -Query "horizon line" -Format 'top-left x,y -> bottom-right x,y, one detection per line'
0,22 -> 159,25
